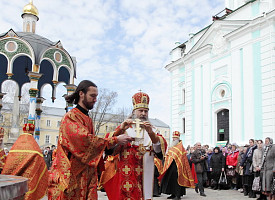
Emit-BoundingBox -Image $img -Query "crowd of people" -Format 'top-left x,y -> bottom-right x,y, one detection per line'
183,138 -> 275,200
40,145 -> 56,170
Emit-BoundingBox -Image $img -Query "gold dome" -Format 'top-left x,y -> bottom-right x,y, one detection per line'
23,0 -> 39,17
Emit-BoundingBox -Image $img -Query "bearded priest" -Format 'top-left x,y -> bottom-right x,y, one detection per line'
101,91 -> 167,200
159,131 -> 195,200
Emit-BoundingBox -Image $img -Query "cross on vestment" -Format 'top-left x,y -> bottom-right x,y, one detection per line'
135,166 -> 143,175
124,181 -> 133,191
122,165 -> 131,175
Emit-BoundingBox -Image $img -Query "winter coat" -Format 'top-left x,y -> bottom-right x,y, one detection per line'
191,149 -> 208,174
262,144 -> 275,192
252,148 -> 263,172
210,152 -> 225,174
226,150 -> 239,167
240,145 -> 257,175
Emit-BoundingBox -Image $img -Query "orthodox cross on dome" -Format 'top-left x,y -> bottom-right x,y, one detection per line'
138,89 -> 142,92
30,0 -> 33,4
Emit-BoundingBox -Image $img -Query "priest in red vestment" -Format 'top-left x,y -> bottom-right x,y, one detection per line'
159,131 -> 195,200
0,127 -> 6,173
101,91 -> 167,200
1,123 -> 48,200
48,80 -> 133,200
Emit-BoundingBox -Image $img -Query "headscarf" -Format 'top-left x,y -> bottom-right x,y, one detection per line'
261,137 -> 273,169
228,143 -> 239,157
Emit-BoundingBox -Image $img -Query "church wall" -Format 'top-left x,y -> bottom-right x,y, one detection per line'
184,62 -> 193,145
210,55 -> 232,146
259,23 -> 275,139
202,62 -> 212,145
231,49 -> 244,143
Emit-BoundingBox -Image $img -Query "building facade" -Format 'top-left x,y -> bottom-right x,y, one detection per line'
166,0 -> 275,146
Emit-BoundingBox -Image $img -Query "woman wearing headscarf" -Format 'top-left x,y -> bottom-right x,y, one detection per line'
252,140 -> 266,200
261,137 -> 275,200
210,147 -> 225,190
226,143 -> 239,190
240,139 -> 257,198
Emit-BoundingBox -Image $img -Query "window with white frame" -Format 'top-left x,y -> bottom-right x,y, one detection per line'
45,135 -> 50,144
46,120 -> 51,127
182,88 -> 185,104
182,118 -> 185,134
57,121 -> 61,127
23,118 -> 28,124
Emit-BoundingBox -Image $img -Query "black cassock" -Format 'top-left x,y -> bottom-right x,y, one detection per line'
161,160 -> 186,197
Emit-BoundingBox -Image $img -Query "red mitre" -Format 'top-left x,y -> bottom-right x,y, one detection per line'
132,91 -> 150,110
172,131 -> 180,138
0,127 -> 4,138
23,123 -> 35,134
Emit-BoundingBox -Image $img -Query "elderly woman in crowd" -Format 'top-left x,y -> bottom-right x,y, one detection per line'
226,143 -> 239,190
240,139 -> 257,198
261,137 -> 275,200
236,146 -> 247,192
252,140 -> 266,200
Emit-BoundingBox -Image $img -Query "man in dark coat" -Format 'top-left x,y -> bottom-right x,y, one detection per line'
191,142 -> 208,197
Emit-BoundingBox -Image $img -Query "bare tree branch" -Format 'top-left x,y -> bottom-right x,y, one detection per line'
89,88 -> 118,135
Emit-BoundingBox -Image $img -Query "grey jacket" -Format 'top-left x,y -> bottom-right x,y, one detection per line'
191,149 -> 208,174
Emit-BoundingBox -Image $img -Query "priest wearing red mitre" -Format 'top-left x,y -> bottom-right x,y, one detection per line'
101,91 -> 167,200
1,123 -> 49,200
159,131 -> 195,200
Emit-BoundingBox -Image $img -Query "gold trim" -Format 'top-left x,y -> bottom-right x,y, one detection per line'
26,164 -> 47,194
9,150 -> 43,157
169,148 -> 194,182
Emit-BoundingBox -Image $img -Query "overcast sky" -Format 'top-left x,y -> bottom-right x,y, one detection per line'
0,0 -> 225,124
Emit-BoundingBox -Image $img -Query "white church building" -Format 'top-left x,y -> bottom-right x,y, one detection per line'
166,0 -> 275,147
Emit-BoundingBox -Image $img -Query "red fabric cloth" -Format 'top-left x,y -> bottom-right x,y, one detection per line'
191,163 -> 198,184
2,133 -> 48,200
102,127 -> 167,200
48,108 -> 117,200
158,142 -> 195,188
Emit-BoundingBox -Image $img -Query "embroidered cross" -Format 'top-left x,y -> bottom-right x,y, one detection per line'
122,165 -> 131,175
135,166 -> 143,175
122,150 -> 130,159
123,181 -> 133,191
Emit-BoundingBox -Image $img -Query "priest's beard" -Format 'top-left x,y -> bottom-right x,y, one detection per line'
171,139 -> 180,147
131,113 -> 148,122
82,94 -> 94,110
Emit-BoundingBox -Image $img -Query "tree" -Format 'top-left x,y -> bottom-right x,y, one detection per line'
0,80 -> 30,138
89,88 -> 118,135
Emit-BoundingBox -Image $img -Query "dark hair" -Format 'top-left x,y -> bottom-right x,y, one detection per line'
249,139 -> 255,143
65,80 -> 97,104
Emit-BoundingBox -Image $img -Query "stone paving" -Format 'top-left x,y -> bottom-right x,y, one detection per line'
97,188 -> 258,200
